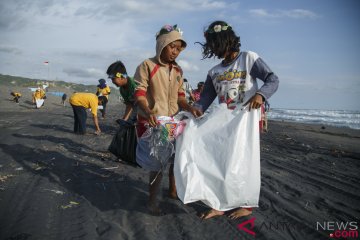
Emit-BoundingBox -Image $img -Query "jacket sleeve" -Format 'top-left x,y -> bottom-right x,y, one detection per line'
134,61 -> 150,97
195,74 -> 217,112
250,58 -> 279,100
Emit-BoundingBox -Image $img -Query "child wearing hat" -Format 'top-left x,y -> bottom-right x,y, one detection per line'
133,24 -> 202,215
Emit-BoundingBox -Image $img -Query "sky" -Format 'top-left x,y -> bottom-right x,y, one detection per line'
1,0 -> 359,110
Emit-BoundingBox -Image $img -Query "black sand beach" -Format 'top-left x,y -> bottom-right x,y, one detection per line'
1,86 -> 359,240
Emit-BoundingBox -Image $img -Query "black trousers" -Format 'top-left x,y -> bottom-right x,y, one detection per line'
98,96 -> 108,117
71,105 -> 87,134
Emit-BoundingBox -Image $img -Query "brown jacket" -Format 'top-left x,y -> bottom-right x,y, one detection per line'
134,30 -> 186,118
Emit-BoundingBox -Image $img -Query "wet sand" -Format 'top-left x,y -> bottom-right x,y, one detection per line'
0,86 -> 359,240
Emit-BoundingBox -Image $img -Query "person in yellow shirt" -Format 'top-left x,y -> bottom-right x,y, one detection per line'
32,87 -> 46,104
96,79 -> 111,118
69,92 -> 103,135
11,92 -> 21,103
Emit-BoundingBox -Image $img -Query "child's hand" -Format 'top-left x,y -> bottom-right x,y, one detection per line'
143,108 -> 158,127
147,114 -> 158,127
189,106 -> 203,118
244,93 -> 263,110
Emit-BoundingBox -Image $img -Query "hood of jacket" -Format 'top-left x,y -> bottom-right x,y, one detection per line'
155,30 -> 187,65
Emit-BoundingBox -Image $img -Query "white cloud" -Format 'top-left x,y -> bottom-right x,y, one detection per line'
178,60 -> 200,72
63,67 -> 103,79
249,8 -> 319,19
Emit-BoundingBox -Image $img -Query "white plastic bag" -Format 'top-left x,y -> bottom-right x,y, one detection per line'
35,99 -> 44,108
174,104 -> 261,211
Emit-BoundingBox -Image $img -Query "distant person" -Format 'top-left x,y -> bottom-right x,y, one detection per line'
69,92 -> 103,135
194,20 -> 279,219
134,24 -> 201,215
262,100 -> 271,132
192,81 -> 204,102
96,79 -> 111,118
10,92 -> 21,103
106,60 -> 137,123
61,93 -> 67,106
32,87 -> 46,108
32,87 -> 46,102
182,78 -> 195,104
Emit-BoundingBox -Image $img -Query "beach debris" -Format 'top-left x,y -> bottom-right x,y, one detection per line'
0,174 -> 15,182
44,189 -> 65,195
32,162 -> 48,171
65,178 -> 71,182
15,167 -> 24,171
61,201 -> 79,209
101,166 -> 119,170
301,143 -> 312,150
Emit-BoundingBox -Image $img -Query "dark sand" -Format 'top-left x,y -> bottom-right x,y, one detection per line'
1,86 -> 359,240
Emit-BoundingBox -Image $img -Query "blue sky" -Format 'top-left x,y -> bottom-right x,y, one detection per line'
1,0 -> 359,110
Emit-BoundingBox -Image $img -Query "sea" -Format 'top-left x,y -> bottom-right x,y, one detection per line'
268,108 -> 360,130
47,91 -> 65,97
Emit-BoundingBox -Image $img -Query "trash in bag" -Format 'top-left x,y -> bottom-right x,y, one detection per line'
136,116 -> 180,172
108,120 -> 138,166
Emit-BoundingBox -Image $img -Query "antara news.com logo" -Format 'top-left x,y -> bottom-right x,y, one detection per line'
237,218 -> 359,239
316,221 -> 358,239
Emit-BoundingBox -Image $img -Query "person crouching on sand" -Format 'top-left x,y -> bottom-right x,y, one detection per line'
11,92 -> 21,103
69,92 -> 103,135
134,24 -> 202,215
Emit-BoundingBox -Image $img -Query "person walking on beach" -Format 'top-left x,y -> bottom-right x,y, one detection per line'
195,20 -> 279,219
61,93 -> 67,106
106,60 -> 137,123
69,92 -> 103,135
134,24 -> 201,215
96,79 -> 111,118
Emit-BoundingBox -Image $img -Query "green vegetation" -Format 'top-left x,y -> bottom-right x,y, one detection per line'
0,74 -> 119,94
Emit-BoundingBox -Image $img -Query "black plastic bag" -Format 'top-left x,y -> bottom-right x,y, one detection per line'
108,122 -> 139,167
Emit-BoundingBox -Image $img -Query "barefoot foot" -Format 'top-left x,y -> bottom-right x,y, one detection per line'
199,209 -> 225,220
228,208 -> 252,219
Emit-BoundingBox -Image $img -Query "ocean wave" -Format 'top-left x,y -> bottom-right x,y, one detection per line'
268,108 -> 360,130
